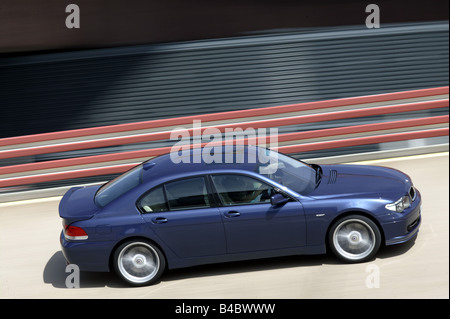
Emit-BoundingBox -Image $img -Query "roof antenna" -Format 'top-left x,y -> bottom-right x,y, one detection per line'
143,162 -> 156,171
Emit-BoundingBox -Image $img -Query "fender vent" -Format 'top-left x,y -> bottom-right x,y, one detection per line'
328,170 -> 338,184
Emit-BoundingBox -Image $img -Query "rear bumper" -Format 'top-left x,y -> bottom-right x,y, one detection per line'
60,231 -> 112,272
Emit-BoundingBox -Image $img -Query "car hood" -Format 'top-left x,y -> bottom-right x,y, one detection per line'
59,185 -> 101,224
307,164 -> 411,200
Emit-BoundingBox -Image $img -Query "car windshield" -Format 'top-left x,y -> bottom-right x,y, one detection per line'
257,149 -> 318,195
95,164 -> 143,207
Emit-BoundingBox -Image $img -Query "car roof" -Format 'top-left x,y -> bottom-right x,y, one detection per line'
141,145 -> 263,182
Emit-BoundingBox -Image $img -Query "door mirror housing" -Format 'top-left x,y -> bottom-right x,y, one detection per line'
271,193 -> 289,206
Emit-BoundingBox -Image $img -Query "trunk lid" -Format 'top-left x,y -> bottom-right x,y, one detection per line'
59,185 -> 101,225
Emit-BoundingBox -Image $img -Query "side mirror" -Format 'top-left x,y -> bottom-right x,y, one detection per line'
271,193 -> 289,206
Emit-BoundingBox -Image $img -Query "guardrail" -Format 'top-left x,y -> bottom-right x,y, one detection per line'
0,86 -> 448,189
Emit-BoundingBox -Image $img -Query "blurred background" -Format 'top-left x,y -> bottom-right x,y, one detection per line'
0,0 -> 448,196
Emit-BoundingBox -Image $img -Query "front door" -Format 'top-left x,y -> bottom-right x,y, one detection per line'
210,174 -> 306,254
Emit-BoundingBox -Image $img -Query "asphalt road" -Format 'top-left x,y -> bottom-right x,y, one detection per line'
0,153 -> 448,299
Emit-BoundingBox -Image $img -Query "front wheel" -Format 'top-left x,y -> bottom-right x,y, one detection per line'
329,215 -> 381,263
113,240 -> 166,286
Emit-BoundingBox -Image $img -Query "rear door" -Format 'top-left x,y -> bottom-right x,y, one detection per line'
138,176 -> 226,258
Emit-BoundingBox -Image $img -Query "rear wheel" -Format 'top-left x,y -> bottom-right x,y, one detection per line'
329,215 -> 381,263
113,240 -> 166,286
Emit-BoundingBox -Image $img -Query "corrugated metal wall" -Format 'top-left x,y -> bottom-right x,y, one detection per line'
0,21 -> 448,139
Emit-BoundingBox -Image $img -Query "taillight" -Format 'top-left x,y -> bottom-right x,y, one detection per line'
64,224 -> 88,240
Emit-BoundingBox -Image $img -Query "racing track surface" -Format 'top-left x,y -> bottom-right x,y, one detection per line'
0,153 -> 448,299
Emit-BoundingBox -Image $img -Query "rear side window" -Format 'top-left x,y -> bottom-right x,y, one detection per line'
165,177 -> 210,210
138,176 -> 211,213
139,186 -> 168,213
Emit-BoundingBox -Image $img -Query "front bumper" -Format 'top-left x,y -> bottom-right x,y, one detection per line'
383,193 -> 422,246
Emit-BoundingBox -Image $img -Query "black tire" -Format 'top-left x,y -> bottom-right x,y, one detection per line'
113,239 -> 166,286
328,215 -> 381,263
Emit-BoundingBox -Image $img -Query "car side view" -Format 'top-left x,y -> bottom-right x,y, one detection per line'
59,146 -> 421,286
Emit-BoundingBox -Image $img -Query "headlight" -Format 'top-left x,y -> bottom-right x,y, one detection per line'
385,195 -> 411,213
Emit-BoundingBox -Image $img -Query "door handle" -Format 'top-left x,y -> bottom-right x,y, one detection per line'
224,211 -> 241,218
151,217 -> 168,224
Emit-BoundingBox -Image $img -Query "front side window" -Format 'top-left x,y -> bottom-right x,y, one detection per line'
211,174 -> 276,206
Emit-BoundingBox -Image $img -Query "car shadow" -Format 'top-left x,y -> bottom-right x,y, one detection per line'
376,233 -> 418,260
43,237 -> 417,289
162,235 -> 419,283
43,251 -> 128,288
161,253 -> 338,284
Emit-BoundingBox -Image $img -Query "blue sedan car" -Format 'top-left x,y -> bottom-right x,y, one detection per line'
59,146 -> 421,286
